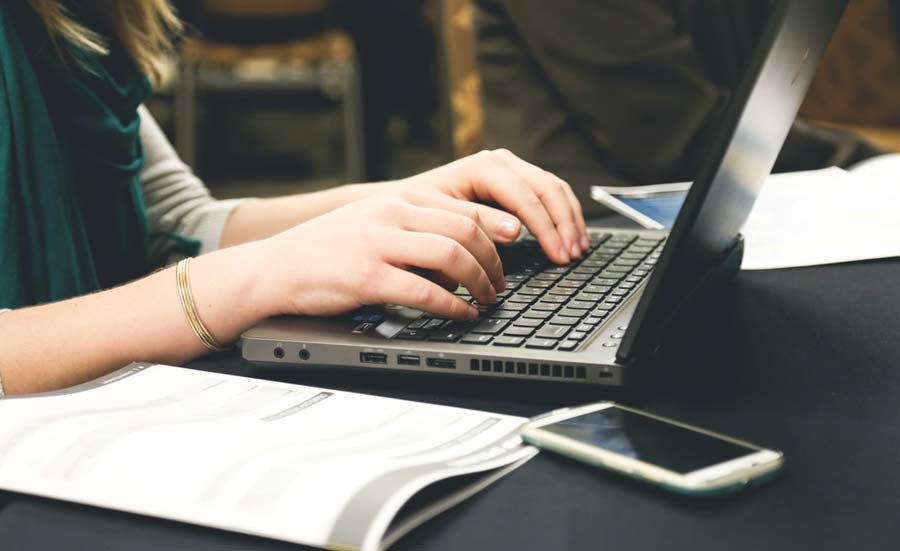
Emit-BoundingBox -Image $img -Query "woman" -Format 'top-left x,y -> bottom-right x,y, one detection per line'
0,0 -> 589,396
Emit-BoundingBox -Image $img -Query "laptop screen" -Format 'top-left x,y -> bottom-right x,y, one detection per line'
617,0 -> 849,363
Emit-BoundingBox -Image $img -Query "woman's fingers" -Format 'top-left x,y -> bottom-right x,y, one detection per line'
562,181 -> 590,250
471,203 -> 523,243
367,266 -> 479,320
385,230 -> 498,305
399,205 -> 506,293
462,152 -> 572,264
400,189 -> 523,244
492,149 -> 588,256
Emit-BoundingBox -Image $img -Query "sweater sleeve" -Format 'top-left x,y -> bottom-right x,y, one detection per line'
138,105 -> 252,267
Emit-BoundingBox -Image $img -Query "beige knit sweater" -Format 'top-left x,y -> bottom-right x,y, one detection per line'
138,105 -> 249,266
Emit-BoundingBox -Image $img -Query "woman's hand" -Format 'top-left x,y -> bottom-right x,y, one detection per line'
386,149 -> 590,265
258,193 -> 507,320
221,149 -> 588,265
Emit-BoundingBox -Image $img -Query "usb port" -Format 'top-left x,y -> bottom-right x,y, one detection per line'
360,352 -> 387,364
398,354 -> 421,366
426,357 -> 456,369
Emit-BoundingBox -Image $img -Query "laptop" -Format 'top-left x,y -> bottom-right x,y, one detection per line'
242,0 -> 848,386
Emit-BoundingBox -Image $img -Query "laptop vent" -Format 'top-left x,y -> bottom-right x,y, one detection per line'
469,359 -> 586,380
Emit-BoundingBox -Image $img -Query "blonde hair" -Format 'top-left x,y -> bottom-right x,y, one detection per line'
28,0 -> 182,85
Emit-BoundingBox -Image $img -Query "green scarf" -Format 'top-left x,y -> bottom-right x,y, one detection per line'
0,2 -> 151,309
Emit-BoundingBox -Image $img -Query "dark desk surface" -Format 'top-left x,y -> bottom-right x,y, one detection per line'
2,259 -> 899,550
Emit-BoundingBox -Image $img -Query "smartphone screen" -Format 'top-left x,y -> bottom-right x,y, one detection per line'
615,193 -> 687,229
540,406 -> 758,474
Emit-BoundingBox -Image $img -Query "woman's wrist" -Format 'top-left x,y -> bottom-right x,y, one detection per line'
185,241 -> 283,345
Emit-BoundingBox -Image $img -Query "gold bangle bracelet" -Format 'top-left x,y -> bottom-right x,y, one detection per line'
176,258 -> 229,353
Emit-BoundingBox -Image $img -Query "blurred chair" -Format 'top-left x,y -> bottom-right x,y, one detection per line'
174,0 -> 365,180
437,0 -> 484,159
801,0 -> 900,152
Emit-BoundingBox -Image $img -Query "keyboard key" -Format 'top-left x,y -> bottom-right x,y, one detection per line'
589,232 -> 611,245
533,301 -> 562,311
542,294 -> 567,304
576,323 -> 595,333
504,326 -> 535,337
522,309 -> 552,320
513,317 -> 543,328
636,237 -> 663,245
568,331 -> 588,340
490,309 -> 518,319
582,316 -> 605,325
516,286 -> 543,296
471,318 -> 509,334
525,338 -> 558,350
429,330 -> 463,342
535,325 -> 569,339
549,315 -> 580,326
564,273 -> 592,281
558,340 -> 579,351
575,292 -> 604,302
548,286 -> 577,296
505,273 -> 529,282
593,277 -> 621,285
507,293 -> 536,303
496,301 -> 527,312
557,307 -> 587,318
584,285 -> 612,294
533,273 -> 561,282
557,280 -> 582,288
567,300 -> 595,310
461,334 -> 492,345
407,317 -> 428,329
493,336 -> 525,347
423,319 -> 448,330
397,329 -> 428,340
611,289 -> 630,297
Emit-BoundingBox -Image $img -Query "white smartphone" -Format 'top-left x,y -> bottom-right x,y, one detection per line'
590,183 -> 690,229
521,402 -> 784,496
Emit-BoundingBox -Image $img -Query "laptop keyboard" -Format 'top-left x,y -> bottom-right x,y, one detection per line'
392,232 -> 666,351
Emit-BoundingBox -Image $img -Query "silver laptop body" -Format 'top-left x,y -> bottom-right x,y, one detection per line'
241,0 -> 847,387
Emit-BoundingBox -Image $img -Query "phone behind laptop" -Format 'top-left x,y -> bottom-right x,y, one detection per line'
521,402 -> 784,496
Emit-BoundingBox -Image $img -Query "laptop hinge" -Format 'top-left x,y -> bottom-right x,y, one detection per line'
617,234 -> 745,367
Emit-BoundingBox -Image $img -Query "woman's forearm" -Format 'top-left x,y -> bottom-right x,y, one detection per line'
219,182 -> 392,247
0,241 -> 275,395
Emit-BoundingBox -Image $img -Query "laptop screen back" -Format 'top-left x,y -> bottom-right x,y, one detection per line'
617,0 -> 849,362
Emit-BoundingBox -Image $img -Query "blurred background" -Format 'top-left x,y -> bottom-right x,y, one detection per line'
149,0 -> 900,203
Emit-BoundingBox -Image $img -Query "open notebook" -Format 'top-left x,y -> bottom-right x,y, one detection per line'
0,363 -> 536,550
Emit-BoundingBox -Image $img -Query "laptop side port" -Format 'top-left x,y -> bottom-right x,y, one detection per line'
426,357 -> 456,369
360,352 -> 387,364
397,354 -> 421,366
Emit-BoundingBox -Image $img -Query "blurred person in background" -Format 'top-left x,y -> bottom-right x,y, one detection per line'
0,0 -> 588,396
476,0 -> 883,211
